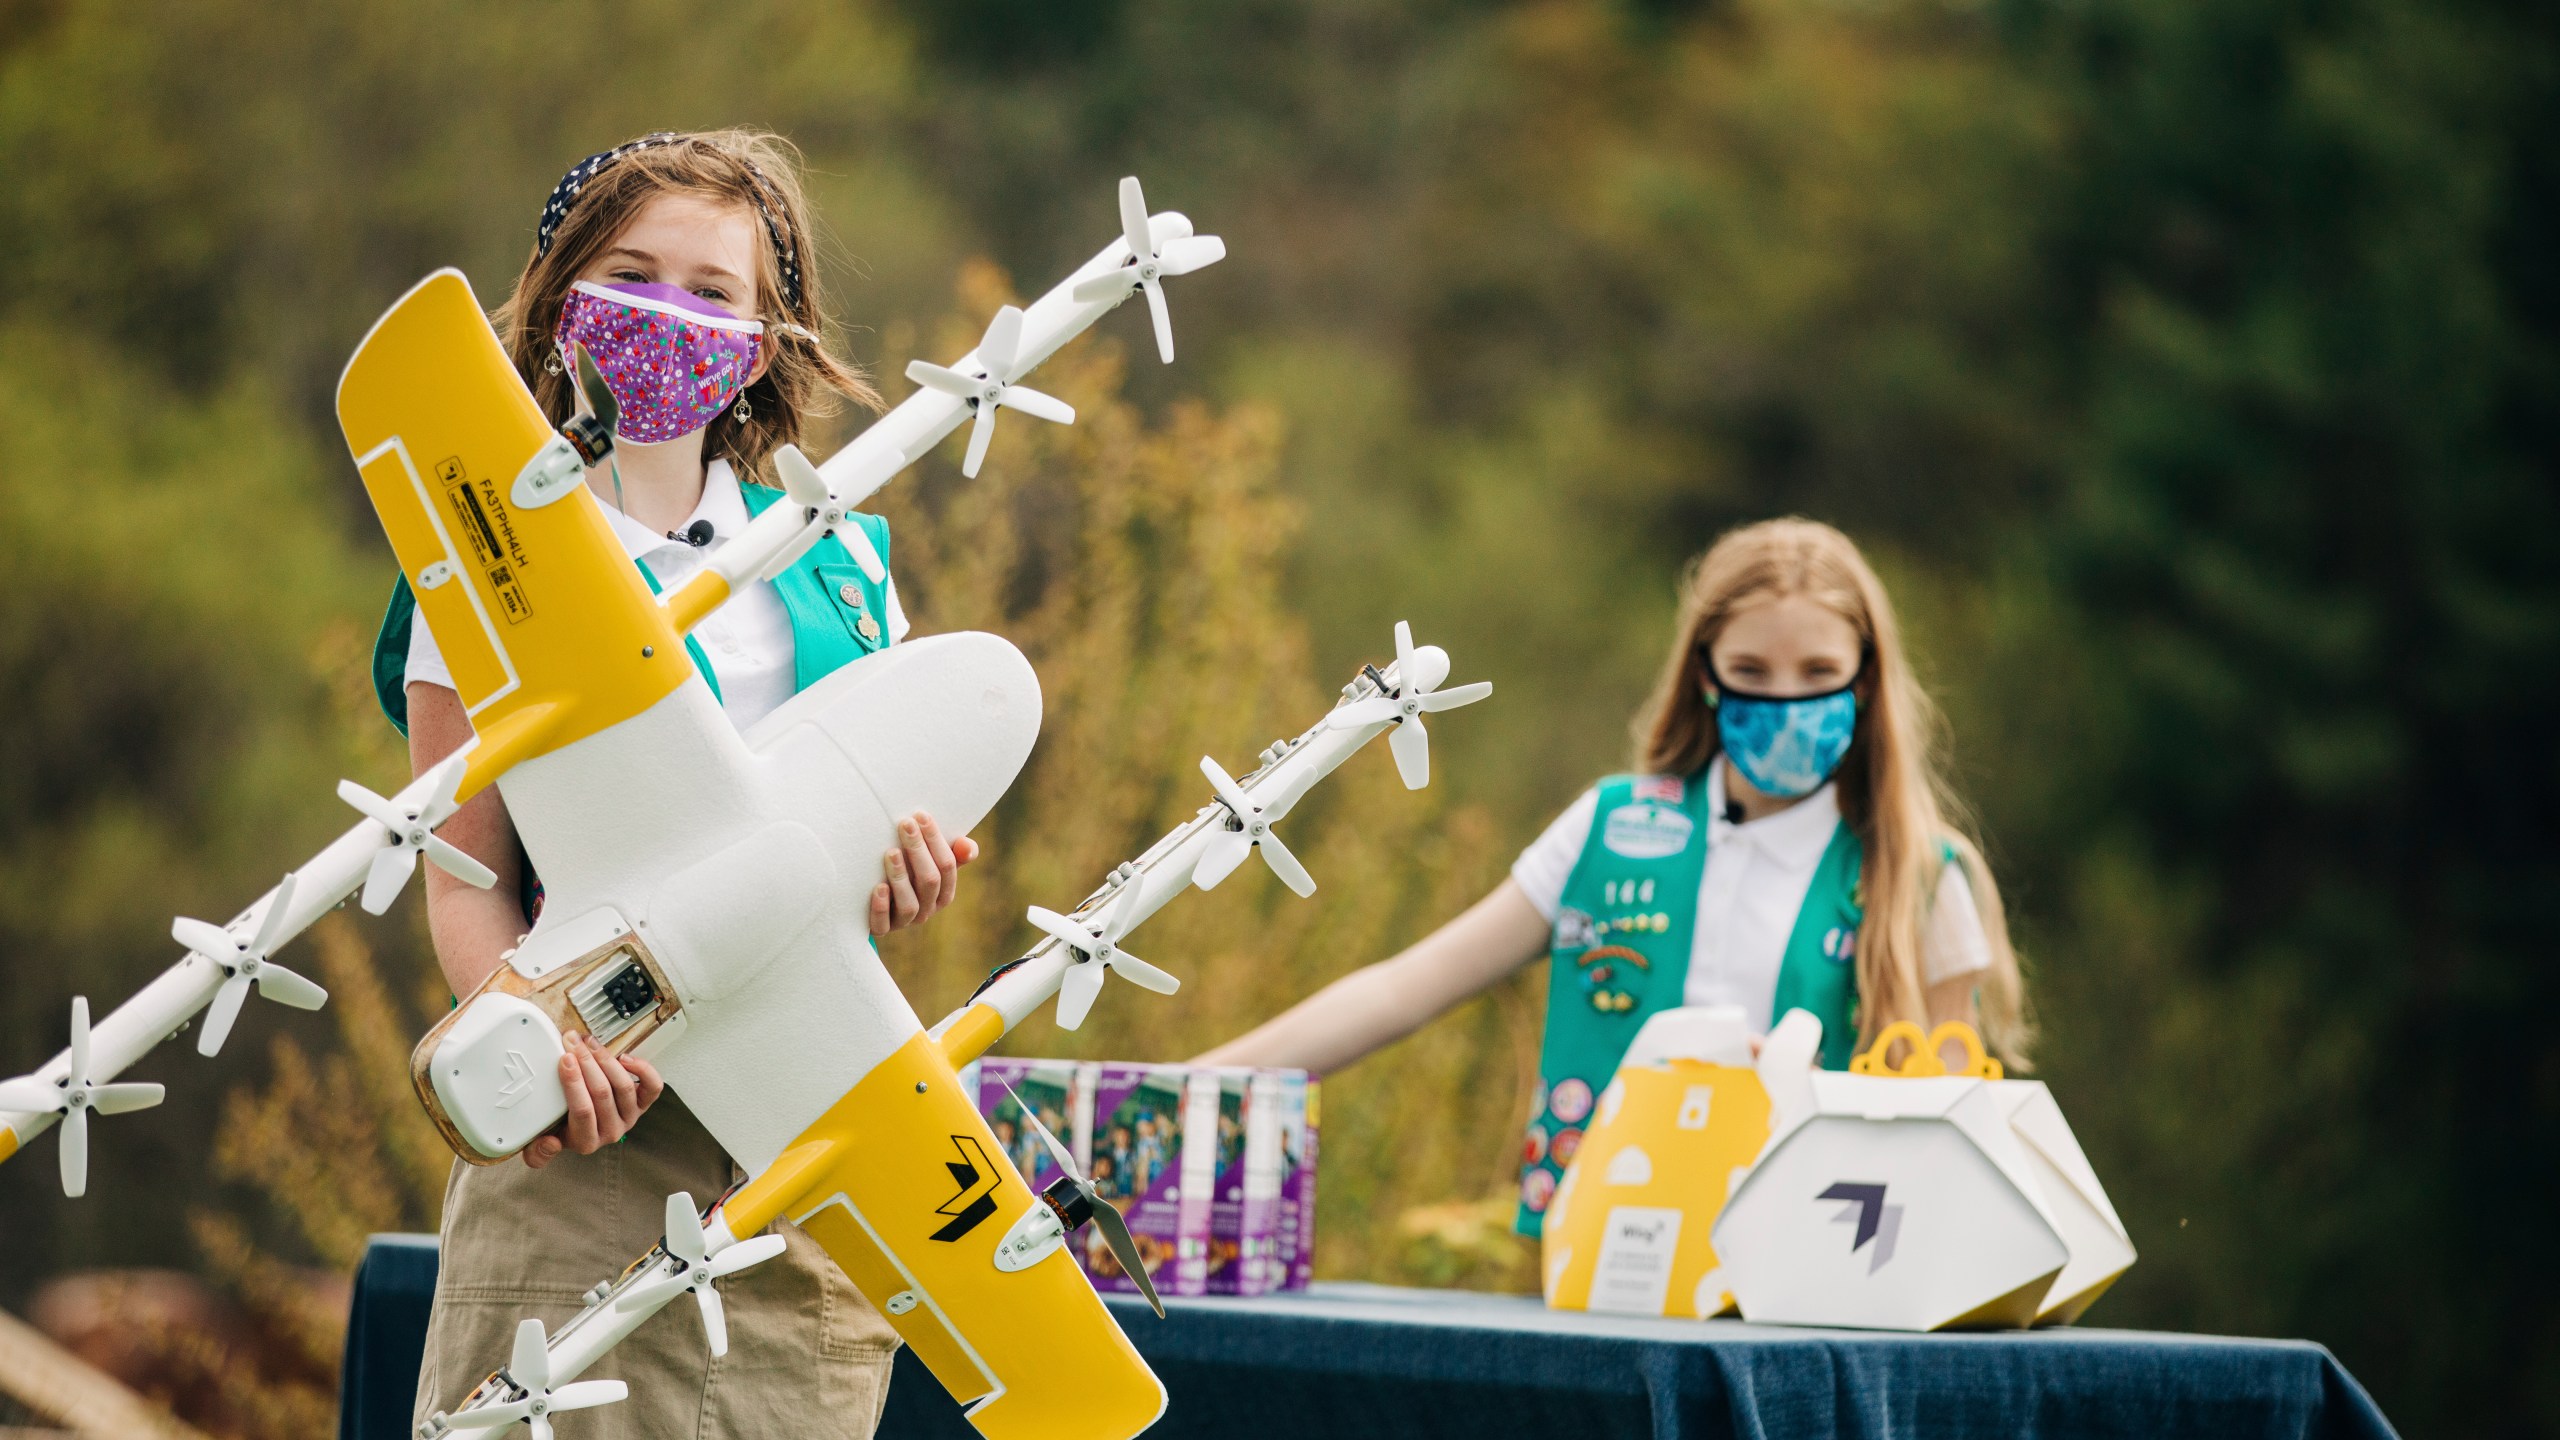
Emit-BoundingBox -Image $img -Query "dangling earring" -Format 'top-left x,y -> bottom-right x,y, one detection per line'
734,393 -> 753,422
543,352 -> 565,376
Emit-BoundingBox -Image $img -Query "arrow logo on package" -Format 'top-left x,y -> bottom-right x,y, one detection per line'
1818,1181 -> 1904,1274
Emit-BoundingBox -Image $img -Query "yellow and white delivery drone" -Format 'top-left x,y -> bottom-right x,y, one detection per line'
0,179 -> 1489,1440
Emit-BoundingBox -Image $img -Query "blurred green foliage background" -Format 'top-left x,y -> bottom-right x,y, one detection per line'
0,0 -> 2552,1434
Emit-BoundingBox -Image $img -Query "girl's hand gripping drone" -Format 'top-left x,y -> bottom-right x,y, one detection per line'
0,179 -> 1487,1440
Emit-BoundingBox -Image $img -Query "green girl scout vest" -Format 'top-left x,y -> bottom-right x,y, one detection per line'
369,482 -> 895,736
1516,771 -> 1864,1237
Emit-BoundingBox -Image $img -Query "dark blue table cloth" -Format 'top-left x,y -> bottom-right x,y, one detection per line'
342,1234 -> 440,1440
342,1235 -> 2396,1440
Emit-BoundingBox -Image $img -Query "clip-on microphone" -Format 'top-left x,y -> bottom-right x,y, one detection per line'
668,519 -> 714,547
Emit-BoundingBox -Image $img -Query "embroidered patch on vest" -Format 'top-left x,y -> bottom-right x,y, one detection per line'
1555,906 -> 1598,952
1575,945 -> 1649,1014
1601,801 -> 1694,859
1822,925 -> 1857,963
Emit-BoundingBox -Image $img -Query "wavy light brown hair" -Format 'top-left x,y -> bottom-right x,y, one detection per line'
1630,518 -> 2029,1066
491,129 -> 880,481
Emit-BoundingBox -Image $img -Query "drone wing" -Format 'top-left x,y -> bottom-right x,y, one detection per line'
724,1032 -> 1164,1440
335,268 -> 695,795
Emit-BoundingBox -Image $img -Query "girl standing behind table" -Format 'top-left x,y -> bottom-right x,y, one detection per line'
1198,518 -> 2028,1235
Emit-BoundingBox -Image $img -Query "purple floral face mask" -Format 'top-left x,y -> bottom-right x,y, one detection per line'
555,280 -> 765,444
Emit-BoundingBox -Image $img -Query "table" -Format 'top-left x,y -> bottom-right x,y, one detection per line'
342,1236 -> 2396,1440
341,1234 -> 437,1440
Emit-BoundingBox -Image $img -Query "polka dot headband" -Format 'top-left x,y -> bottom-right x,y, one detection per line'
535,132 -> 807,314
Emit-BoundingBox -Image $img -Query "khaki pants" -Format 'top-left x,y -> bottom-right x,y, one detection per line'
412,1094 -> 901,1438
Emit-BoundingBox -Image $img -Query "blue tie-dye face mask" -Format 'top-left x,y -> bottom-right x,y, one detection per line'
1711,680 -> 1858,800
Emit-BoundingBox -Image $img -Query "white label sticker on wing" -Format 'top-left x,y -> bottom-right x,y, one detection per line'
356,434 -> 522,716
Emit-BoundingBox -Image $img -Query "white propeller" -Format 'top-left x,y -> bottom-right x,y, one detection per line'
1325,621 -> 1493,790
905,304 -> 1077,478
444,1317 -> 626,1440
171,873 -> 329,1057
1025,889 -> 1179,1032
614,1192 -> 789,1357
1000,1079 -> 1164,1318
1192,756 -> 1315,898
767,444 -> 886,583
1071,176 -> 1228,363
338,754 -> 496,915
0,998 -> 163,1198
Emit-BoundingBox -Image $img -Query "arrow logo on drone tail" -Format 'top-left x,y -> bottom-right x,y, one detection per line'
1818,1181 -> 1905,1274
930,1135 -> 1002,1242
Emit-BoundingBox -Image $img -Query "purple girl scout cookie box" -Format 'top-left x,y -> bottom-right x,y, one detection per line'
971,1060 -> 1316,1299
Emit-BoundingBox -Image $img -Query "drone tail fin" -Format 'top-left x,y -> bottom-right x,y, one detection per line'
338,269 -> 695,785
722,1031 -> 1165,1440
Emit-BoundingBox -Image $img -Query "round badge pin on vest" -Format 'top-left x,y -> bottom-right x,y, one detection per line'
1540,1005 -> 1772,1320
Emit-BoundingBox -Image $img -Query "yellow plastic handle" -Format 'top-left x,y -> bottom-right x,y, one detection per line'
1849,1021 -> 2003,1079
1850,1021 -> 1939,1076
1927,1022 -> 2003,1080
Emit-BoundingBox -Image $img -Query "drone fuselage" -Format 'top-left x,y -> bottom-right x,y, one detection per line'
440,631 -> 1031,1170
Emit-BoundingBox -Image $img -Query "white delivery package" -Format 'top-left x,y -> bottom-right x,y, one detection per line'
1986,1078 -> 2137,1324
1711,1015 -> 2133,1331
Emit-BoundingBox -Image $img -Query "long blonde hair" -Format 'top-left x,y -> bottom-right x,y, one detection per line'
1630,518 -> 2030,1066
491,128 -> 880,480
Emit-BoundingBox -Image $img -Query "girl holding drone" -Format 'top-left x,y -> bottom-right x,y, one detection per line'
376,129 -> 970,1435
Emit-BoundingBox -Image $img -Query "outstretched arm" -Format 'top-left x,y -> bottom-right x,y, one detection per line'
1194,879 -> 1550,1075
